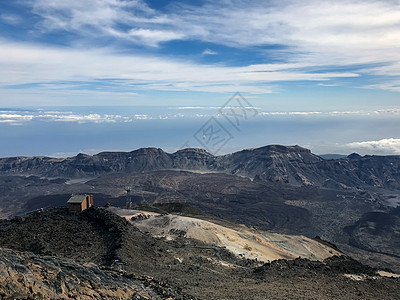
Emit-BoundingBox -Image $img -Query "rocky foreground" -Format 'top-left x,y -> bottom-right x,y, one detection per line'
0,207 -> 399,299
0,248 -> 183,300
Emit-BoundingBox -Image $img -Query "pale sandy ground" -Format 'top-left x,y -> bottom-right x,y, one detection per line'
343,271 -> 400,281
108,207 -> 341,263
377,271 -> 400,278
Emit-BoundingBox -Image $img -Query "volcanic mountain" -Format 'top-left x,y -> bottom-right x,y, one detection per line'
1,145 -> 400,189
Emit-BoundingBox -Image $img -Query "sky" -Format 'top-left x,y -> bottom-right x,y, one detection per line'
0,0 -> 400,157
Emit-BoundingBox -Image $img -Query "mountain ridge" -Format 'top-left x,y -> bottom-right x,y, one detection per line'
1,144 -> 400,189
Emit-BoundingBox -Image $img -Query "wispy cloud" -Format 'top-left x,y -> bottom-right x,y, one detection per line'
29,0 -> 400,63
174,1 -> 400,61
317,83 -> 342,87
0,39 -> 358,96
363,81 -> 400,92
202,48 -> 218,55
0,13 -> 22,25
174,0 -> 400,91
0,0 -> 399,102
127,29 -> 185,46
31,0 -> 179,47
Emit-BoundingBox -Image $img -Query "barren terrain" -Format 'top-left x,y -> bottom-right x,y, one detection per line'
110,207 -> 340,262
0,207 -> 399,299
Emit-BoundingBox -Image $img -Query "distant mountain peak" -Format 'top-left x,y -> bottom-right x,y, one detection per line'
347,153 -> 362,159
266,144 -> 310,153
175,148 -> 213,156
128,147 -> 166,156
244,144 -> 311,154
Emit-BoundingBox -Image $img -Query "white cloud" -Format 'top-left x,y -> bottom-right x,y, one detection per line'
128,29 -> 185,46
0,113 -> 34,121
9,106 -> 400,126
45,113 -> 132,123
260,108 -> 400,117
177,106 -> 259,110
261,111 -> 322,116
0,14 -> 22,25
171,1 -> 400,89
363,81 -> 400,92
317,83 -> 342,87
134,114 -> 150,120
0,111 -> 132,124
2,0 -> 399,98
202,48 -> 218,55
31,0 -> 177,46
0,39 -> 357,97
175,0 -> 400,63
346,138 -> 400,155
29,0 -> 400,70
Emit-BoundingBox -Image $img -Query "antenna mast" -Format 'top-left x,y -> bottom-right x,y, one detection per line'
125,186 -> 132,208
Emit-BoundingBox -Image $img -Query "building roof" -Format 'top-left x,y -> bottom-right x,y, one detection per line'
67,195 -> 87,204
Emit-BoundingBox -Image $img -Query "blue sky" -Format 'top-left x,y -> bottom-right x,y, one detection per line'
0,0 -> 400,156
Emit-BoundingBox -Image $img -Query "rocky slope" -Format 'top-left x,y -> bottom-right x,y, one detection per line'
0,207 -> 399,300
344,207 -> 400,258
0,248 -> 165,300
1,145 -> 400,189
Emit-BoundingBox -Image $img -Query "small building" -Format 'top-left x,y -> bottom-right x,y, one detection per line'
67,194 -> 93,212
